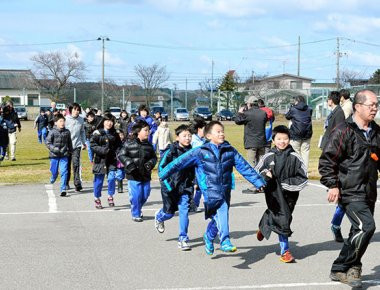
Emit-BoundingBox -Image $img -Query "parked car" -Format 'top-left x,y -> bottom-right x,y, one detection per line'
14,106 -> 27,120
216,109 -> 235,121
109,107 -> 121,119
151,106 -> 168,121
56,103 -> 66,110
174,108 -> 190,121
193,107 -> 212,121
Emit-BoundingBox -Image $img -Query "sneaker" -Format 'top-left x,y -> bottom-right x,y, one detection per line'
132,216 -> 143,222
11,158 -> 16,161
220,238 -> 237,252
75,185 -> 83,192
280,250 -> 295,263
330,271 -> 347,282
60,191 -> 67,197
154,210 -> 165,233
346,266 -> 362,288
178,240 -> 191,251
257,230 -> 264,241
203,233 -> 214,255
108,196 -> 115,207
331,225 -> 344,243
95,199 -> 103,209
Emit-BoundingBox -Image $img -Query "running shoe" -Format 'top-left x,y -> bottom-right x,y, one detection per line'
257,230 -> 264,241
331,225 -> 344,243
154,210 -> 165,233
95,199 -> 103,209
108,196 -> 115,207
280,250 -> 295,263
220,238 -> 237,252
178,240 -> 191,251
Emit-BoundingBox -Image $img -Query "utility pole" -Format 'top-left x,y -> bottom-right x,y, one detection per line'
336,37 -> 340,89
74,87 -> 77,103
252,70 -> 255,85
122,87 -> 125,110
185,78 -> 188,110
297,36 -> 301,76
211,59 -> 214,110
97,36 -> 110,112
170,89 -> 173,120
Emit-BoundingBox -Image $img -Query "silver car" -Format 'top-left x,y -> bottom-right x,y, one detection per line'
173,108 -> 189,121
14,106 -> 27,120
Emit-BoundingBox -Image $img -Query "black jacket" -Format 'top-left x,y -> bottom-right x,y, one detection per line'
4,109 -> 21,133
35,115 -> 48,131
118,117 -> 129,133
235,106 -> 268,149
321,105 -> 345,149
45,127 -> 73,158
285,102 -> 313,140
255,146 -> 308,238
319,116 -> 380,203
118,138 -> 157,182
90,129 -> 121,175
158,142 -> 195,214
84,120 -> 97,140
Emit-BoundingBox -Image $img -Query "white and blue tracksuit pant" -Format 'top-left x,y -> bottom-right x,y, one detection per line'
156,194 -> 190,242
85,139 -> 94,162
128,180 -> 151,218
38,127 -> 48,144
205,201 -> 230,244
93,170 -> 118,198
331,204 -> 345,227
50,157 -> 69,193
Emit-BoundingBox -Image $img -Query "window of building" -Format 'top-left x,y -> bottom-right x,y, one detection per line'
10,97 -> 21,105
27,94 -> 39,106
290,81 -> 303,89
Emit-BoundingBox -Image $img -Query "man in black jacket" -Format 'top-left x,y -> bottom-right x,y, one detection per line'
4,101 -> 21,161
285,95 -> 312,170
235,96 -> 267,193
319,89 -> 379,288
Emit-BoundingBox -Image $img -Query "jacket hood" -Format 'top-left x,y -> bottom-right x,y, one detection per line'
295,102 -> 309,111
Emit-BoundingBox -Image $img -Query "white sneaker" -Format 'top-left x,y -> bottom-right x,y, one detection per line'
154,210 -> 165,233
178,240 -> 191,251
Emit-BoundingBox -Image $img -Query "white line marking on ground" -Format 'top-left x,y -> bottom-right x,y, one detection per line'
306,182 -> 327,189
45,184 -> 57,213
139,279 -> 380,289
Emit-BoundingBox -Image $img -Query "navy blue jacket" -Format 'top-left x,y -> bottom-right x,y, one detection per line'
35,115 -> 49,131
159,141 -> 266,218
285,102 -> 313,140
159,142 -> 195,214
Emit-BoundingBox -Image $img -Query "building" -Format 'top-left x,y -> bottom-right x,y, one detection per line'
126,95 -> 182,115
0,69 -> 51,106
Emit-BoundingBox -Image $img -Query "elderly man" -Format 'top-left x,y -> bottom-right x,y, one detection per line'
319,89 -> 379,288
235,95 -> 267,193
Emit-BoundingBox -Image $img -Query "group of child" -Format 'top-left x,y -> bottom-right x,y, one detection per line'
45,104 -> 308,263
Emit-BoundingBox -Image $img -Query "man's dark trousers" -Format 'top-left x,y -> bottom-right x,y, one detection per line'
66,147 -> 82,188
331,201 -> 375,272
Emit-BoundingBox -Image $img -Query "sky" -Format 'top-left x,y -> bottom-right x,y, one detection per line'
2,0 -> 380,90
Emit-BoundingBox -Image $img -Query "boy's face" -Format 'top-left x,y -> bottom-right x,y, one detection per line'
121,112 -> 127,118
176,130 -> 192,147
119,132 -> 125,140
273,132 -> 290,150
88,115 -> 94,122
104,119 -> 113,130
140,110 -> 148,118
55,118 -> 65,129
137,126 -> 150,141
206,124 -> 225,145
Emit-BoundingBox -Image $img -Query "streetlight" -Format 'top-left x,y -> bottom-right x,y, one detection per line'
97,36 -> 110,112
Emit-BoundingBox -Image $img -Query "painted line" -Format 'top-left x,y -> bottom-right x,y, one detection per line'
45,184 -> 57,213
306,182 -> 327,189
139,279 -> 380,289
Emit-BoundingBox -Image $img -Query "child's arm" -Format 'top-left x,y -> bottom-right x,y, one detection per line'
90,132 -> 109,157
159,148 -> 200,181
45,131 -> 59,154
117,143 -> 137,173
281,153 -> 308,192
234,150 -> 266,189
144,146 -> 157,171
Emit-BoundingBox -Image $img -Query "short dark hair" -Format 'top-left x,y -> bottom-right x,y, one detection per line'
69,103 -> 81,114
339,89 -> 350,100
353,89 -> 376,112
294,95 -> 306,104
138,104 -> 149,115
175,124 -> 191,136
189,117 -> 206,134
87,111 -> 95,118
257,99 -> 265,107
54,113 -> 65,122
328,91 -> 340,105
204,121 -> 224,136
272,125 -> 290,139
129,113 -> 137,122
132,120 -> 149,138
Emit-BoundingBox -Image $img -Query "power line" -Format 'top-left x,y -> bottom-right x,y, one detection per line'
343,37 -> 380,48
0,39 -> 98,47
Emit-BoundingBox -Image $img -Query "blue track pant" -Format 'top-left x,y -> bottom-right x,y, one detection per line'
331,204 -> 345,227
93,170 -> 117,198
38,127 -> 47,144
85,139 -> 93,162
50,157 -> 69,193
205,201 -> 230,244
128,180 -> 151,218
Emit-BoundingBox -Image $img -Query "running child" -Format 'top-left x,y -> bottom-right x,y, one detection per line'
152,120 -> 172,158
45,113 -> 73,196
84,111 -> 97,163
255,125 -> 308,263
118,120 -> 157,222
34,109 -> 49,144
116,129 -> 127,193
155,124 -> 194,251
159,121 -> 265,255
90,113 -> 121,209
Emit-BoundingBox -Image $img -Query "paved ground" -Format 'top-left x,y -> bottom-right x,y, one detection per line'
1,181 -> 380,289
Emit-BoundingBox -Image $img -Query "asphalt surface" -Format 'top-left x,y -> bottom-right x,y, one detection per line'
1,181 -> 380,290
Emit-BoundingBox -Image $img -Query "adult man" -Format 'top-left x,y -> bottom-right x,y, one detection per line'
285,95 -> 312,170
320,91 -> 345,149
65,103 -> 86,192
235,95 -> 267,193
340,89 -> 353,119
4,101 -> 21,161
319,90 -> 379,288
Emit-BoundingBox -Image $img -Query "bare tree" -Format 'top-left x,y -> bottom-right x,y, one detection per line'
338,69 -> 366,87
134,63 -> 169,106
31,51 -> 86,102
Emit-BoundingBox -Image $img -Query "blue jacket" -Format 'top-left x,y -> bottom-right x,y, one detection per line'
159,141 -> 266,218
285,102 -> 313,140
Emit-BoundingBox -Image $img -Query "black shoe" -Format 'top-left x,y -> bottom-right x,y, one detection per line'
242,188 -> 257,194
75,185 -> 83,192
11,158 -> 16,161
60,191 -> 67,197
331,225 -> 344,243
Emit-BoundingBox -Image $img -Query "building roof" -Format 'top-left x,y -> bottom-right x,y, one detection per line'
0,69 -> 38,90
262,73 -> 314,81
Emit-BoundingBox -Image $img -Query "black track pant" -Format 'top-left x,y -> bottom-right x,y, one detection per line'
331,201 -> 376,272
66,147 -> 82,187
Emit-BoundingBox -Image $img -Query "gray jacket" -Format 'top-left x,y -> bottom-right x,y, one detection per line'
65,115 -> 86,149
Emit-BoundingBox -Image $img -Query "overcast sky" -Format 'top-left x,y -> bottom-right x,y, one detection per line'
1,0 -> 380,89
